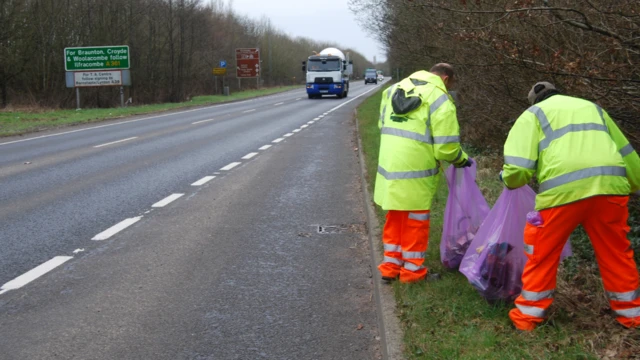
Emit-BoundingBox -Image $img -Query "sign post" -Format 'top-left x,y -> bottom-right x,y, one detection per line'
235,48 -> 260,90
64,45 -> 131,108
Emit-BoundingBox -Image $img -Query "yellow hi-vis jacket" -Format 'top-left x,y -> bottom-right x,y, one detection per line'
503,94 -> 640,210
374,70 -> 468,211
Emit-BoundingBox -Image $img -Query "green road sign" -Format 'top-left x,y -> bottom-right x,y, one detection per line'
64,46 -> 130,71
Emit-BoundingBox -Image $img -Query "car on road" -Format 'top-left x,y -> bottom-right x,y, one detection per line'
364,70 -> 378,85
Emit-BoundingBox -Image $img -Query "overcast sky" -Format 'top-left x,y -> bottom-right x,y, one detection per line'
227,0 -> 387,63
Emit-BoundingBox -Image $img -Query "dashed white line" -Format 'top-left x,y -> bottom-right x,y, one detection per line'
191,176 -> 216,186
94,137 -> 138,148
220,162 -> 241,171
313,117 -> 321,121
301,125 -> 309,128
283,133 -> 294,137
274,102 -> 284,106
243,109 -> 256,113
295,98 -> 301,100
0,256 -> 73,295
259,145 -> 272,150
92,216 -> 143,241
192,118 -> 215,125
308,121 -> 314,124
293,129 -> 301,133
152,193 -> 184,207
272,138 -> 284,143
242,152 -> 258,159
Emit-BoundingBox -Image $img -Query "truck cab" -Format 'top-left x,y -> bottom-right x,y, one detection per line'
302,48 -> 351,99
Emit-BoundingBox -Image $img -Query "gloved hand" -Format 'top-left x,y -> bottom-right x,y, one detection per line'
455,158 -> 473,168
499,170 -> 504,183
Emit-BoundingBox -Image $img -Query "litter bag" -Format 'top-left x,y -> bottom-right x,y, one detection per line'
459,186 -> 572,303
440,161 -> 490,269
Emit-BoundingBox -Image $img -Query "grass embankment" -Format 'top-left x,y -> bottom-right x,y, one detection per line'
357,85 -> 639,359
0,86 -> 299,137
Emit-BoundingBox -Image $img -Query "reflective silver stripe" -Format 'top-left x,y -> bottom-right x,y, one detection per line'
383,244 -> 402,253
381,127 -> 433,144
521,289 -> 555,301
383,256 -> 403,266
387,88 -> 393,99
524,244 -> 534,255
403,262 -> 425,271
539,166 -> 627,192
408,212 -> 430,221
620,143 -> 635,157
594,104 -> 609,132
529,106 -> 552,138
516,304 -> 547,318
433,135 -> 460,144
380,105 -> 387,125
539,123 -> 609,151
378,166 -> 439,180
429,93 -> 449,114
504,155 -> 536,169
402,251 -> 425,259
606,288 -> 640,302
614,306 -> 640,318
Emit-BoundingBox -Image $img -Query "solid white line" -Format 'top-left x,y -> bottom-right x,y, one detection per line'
243,109 -> 256,113
283,133 -> 294,137
272,138 -> 284,143
0,256 -> 73,293
92,216 -> 143,241
242,152 -> 258,159
301,125 -> 309,128
192,118 -> 215,125
273,102 -> 284,106
220,162 -> 241,171
191,176 -> 216,186
93,137 -> 138,148
0,97 -> 272,147
259,145 -> 272,150
293,129 -> 301,133
328,85 -> 379,113
152,193 -> 184,207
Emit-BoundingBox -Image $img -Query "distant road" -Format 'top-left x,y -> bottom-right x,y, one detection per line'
0,80 -> 387,359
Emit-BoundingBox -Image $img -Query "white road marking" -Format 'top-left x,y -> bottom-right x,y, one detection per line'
92,216 -> 143,241
313,117 -> 320,120
328,85 -> 379,112
93,137 -> 138,148
220,162 -> 241,170
272,138 -> 284,143
242,152 -> 258,159
295,98 -> 301,100
307,121 -> 314,124
192,118 -> 215,125
301,125 -> 309,128
243,109 -> 256,113
259,145 -> 272,150
152,193 -> 184,207
73,248 -> 85,254
293,129 -> 301,133
283,133 -> 294,137
0,97 -> 272,147
0,256 -> 73,295
191,176 -> 216,186
273,102 -> 284,106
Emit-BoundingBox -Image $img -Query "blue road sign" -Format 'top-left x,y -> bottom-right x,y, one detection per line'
220,60 -> 227,68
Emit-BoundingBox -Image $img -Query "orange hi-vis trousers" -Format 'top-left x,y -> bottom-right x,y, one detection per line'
378,210 -> 430,283
509,195 -> 640,331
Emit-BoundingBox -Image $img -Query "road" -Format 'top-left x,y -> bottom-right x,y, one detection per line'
0,81 -> 385,359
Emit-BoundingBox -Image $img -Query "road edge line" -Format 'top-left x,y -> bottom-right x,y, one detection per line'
353,108 -> 405,360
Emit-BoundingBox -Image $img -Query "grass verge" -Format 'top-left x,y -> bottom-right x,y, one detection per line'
0,86 -> 299,137
357,85 -> 639,359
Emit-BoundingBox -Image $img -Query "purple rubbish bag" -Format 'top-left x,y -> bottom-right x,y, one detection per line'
440,161 -> 490,269
459,186 -> 572,303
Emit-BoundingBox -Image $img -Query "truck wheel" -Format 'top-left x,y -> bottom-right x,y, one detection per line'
308,94 -> 313,99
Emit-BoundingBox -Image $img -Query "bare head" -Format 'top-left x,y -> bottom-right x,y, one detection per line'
430,63 -> 455,89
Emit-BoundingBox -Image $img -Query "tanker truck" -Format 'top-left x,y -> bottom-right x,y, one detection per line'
302,48 -> 352,99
